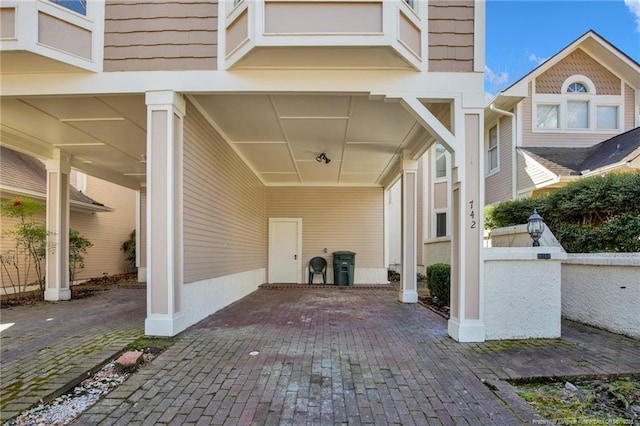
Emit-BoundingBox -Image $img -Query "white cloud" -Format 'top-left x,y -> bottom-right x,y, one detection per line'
485,65 -> 509,86
625,0 -> 640,31
528,53 -> 549,65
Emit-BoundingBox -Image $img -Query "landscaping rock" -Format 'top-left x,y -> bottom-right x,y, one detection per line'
114,351 -> 143,373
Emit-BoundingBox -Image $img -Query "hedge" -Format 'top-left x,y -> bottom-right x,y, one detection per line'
485,172 -> 640,253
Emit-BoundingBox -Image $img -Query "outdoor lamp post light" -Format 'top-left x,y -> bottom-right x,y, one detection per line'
527,208 -> 545,247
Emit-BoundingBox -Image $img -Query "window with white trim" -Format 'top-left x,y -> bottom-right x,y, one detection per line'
487,125 -> 498,173
435,212 -> 447,237
48,0 -> 86,15
533,75 -> 622,132
435,144 -> 447,179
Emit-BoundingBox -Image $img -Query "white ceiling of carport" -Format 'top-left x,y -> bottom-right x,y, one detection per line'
1,93 -> 439,189
191,94 -> 426,186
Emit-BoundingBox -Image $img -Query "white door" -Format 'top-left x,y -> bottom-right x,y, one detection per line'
269,218 -> 302,283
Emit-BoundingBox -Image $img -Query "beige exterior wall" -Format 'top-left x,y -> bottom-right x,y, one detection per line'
428,0 -> 474,72
624,83 -> 636,130
267,187 -> 384,273
38,12 -> 92,60
104,0 -> 218,72
75,177 -> 136,280
182,101 -> 267,284
1,7 -> 16,39
0,177 -> 136,289
264,2 -> 382,34
485,115 -> 513,205
399,11 -> 421,56
226,9 -> 247,54
517,153 -> 554,194
535,49 -> 621,95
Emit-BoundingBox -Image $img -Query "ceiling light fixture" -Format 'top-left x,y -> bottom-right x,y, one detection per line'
315,153 -> 331,164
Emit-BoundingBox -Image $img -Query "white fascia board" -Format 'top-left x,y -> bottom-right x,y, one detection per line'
1,70 -> 484,98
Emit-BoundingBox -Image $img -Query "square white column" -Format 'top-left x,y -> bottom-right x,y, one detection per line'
399,155 -> 418,303
144,91 -> 187,337
448,112 -> 485,342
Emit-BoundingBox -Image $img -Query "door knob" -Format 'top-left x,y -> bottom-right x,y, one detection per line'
294,254 -> 297,260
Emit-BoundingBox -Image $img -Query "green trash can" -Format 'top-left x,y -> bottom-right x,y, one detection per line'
333,251 -> 356,286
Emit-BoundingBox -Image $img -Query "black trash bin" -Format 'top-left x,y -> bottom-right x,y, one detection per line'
333,251 -> 356,286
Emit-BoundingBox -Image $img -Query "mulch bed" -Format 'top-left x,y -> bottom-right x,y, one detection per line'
1,273 -> 138,308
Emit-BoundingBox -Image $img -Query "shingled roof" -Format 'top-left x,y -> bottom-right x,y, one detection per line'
519,127 -> 640,177
0,146 -> 110,210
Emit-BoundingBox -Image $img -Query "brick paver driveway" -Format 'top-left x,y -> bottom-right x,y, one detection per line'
75,286 -> 635,425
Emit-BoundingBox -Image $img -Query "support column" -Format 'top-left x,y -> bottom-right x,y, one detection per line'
448,112 -> 485,342
136,185 -> 147,283
45,150 -> 71,301
144,91 -> 186,337
399,155 -> 418,303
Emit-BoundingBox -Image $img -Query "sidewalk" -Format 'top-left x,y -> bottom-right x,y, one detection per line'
70,287 -> 639,425
0,285 -> 146,422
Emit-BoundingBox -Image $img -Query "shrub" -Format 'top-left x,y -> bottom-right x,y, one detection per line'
69,229 -> 93,283
426,263 -> 450,305
0,197 -> 50,298
121,230 -> 136,271
485,172 -> 640,253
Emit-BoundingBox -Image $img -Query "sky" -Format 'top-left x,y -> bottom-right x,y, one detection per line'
485,0 -> 640,98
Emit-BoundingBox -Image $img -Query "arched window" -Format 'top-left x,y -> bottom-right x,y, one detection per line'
567,82 -> 588,93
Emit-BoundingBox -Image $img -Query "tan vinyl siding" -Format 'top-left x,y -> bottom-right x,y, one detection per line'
522,82 -> 620,148
267,187 -> 383,272
428,0 -> 474,72
535,49 -> 621,95
485,116 -> 513,205
624,83 -> 636,130
104,0 -> 218,72
75,177 -> 136,280
0,178 -> 136,288
183,101 -> 267,284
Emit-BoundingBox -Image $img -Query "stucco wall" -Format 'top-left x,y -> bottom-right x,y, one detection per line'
483,247 -> 565,340
562,254 -> 640,339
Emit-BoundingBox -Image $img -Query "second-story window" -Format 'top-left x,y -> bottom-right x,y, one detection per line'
48,0 -> 87,15
435,144 -> 447,179
534,75 -> 621,132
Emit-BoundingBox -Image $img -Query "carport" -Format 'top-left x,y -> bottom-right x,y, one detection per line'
1,69 -> 485,342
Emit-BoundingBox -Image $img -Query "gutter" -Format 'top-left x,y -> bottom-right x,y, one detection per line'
489,103 -> 518,199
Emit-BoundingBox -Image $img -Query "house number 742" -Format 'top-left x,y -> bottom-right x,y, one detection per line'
469,200 -> 476,229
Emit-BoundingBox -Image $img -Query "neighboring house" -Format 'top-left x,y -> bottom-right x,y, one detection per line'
415,30 -> 640,268
0,146 -> 137,288
1,0 -> 488,342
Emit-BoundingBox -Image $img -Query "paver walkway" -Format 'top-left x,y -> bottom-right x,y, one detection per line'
0,285 -> 145,422
74,286 -> 640,425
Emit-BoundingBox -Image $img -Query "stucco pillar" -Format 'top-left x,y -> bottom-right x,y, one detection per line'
44,149 -> 71,301
144,91 -> 186,337
399,155 -> 418,303
448,112 -> 485,342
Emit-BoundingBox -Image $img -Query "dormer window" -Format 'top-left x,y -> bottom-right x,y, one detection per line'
533,75 -> 621,132
567,82 -> 587,93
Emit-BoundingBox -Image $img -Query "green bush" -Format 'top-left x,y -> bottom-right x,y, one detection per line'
485,172 -> 640,253
426,263 -> 450,305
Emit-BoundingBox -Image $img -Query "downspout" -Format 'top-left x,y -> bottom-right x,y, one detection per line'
489,104 -> 518,199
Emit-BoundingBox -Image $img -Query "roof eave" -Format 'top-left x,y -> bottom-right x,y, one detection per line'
0,185 -> 114,213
